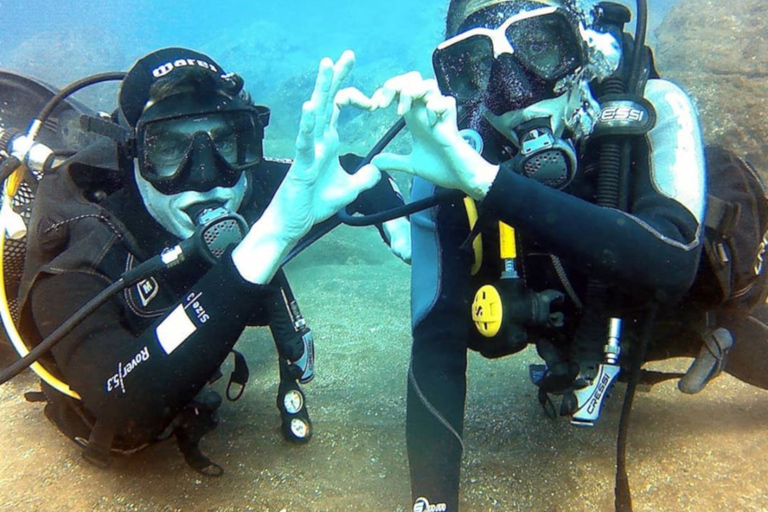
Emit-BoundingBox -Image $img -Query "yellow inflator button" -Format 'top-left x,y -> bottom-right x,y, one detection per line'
472,284 -> 503,337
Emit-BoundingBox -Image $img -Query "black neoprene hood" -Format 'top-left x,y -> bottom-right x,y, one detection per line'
119,47 -> 229,127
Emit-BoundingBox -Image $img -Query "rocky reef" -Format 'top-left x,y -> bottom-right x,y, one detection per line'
655,0 -> 768,174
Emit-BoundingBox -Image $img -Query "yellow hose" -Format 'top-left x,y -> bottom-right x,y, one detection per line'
0,166 -> 80,398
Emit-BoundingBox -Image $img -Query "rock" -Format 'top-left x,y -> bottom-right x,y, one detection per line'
655,0 -> 768,174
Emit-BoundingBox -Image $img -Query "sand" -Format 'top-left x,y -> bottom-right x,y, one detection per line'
0,226 -> 765,512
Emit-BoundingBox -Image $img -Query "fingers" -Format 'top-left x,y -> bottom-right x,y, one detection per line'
324,50 -> 355,123
371,153 -> 415,175
309,57 -> 335,140
294,101 -> 316,167
397,77 -> 440,116
298,50 -> 356,160
424,92 -> 456,126
303,51 -> 356,142
348,162 -> 382,192
367,73 -> 442,117
369,71 -> 421,110
332,86 -> 374,128
335,86 -> 376,110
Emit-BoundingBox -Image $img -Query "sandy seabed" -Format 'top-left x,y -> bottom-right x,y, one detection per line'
0,226 -> 766,512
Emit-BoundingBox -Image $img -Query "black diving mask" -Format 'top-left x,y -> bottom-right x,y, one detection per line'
433,5 -> 585,113
135,98 -> 269,195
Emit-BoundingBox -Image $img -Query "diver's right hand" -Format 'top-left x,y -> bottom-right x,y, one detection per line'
337,72 -> 499,200
233,51 -> 379,285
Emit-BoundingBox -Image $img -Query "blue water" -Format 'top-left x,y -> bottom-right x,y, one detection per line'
1,0 -> 676,87
0,0 -> 679,148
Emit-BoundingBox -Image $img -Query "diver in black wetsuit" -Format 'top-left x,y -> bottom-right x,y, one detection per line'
341,1 -> 714,509
13,47 -> 407,473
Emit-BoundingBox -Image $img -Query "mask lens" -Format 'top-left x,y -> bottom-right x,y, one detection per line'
139,109 -> 263,187
143,125 -> 189,178
223,111 -> 263,168
433,35 -> 494,102
505,13 -> 582,81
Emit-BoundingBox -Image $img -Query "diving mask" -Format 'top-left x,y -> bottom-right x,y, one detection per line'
433,5 -> 585,113
135,96 -> 270,195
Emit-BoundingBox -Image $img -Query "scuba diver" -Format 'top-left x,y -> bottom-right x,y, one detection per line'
338,0 -> 768,510
0,47 -> 409,474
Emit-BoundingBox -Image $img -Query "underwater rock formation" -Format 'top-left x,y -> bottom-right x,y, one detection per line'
655,0 -> 768,174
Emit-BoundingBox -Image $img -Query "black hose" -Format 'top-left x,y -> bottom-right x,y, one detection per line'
0,278 -> 125,385
615,302 -> 657,512
35,72 -> 127,131
0,254 -> 164,386
627,0 -> 648,96
337,189 -> 460,226
613,2 -> 649,511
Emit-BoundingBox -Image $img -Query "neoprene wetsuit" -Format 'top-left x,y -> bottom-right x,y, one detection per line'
406,79 -> 707,510
18,143 -> 403,451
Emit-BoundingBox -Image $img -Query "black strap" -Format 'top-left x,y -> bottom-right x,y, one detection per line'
537,388 -> 558,420
226,349 -> 250,401
176,435 -> 224,477
173,391 -> 224,477
705,194 -> 740,235
82,420 -> 115,469
24,391 -> 47,403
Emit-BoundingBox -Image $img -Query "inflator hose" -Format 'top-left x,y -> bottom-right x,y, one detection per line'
614,1 -> 649,511
30,72 -> 126,139
0,255 -> 164,386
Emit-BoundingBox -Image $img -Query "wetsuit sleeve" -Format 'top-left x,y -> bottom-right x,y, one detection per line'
484,164 -> 700,300
30,249 -> 267,442
486,79 -> 706,301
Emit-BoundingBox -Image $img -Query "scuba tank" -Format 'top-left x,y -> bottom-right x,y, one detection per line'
0,69 -> 116,397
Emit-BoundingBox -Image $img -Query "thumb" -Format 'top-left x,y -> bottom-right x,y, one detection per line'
372,153 -> 414,175
348,162 -> 382,192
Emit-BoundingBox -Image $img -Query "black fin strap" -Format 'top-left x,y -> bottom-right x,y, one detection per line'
82,420 -> 115,469
226,349 -> 249,401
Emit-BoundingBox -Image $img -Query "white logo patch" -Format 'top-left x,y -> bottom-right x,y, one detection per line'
136,277 -> 159,306
413,497 -> 447,512
152,58 -> 219,78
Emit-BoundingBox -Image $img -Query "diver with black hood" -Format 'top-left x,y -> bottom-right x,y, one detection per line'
6,47 -> 407,474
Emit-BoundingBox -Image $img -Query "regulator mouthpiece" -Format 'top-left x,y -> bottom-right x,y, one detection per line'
513,118 -> 577,189
166,206 -> 247,267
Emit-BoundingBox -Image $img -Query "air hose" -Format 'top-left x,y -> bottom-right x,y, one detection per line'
611,1 -> 650,511
27,72 -> 126,140
0,206 -> 247,387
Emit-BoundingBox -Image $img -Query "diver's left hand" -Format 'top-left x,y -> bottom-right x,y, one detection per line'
233,51 -> 380,284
